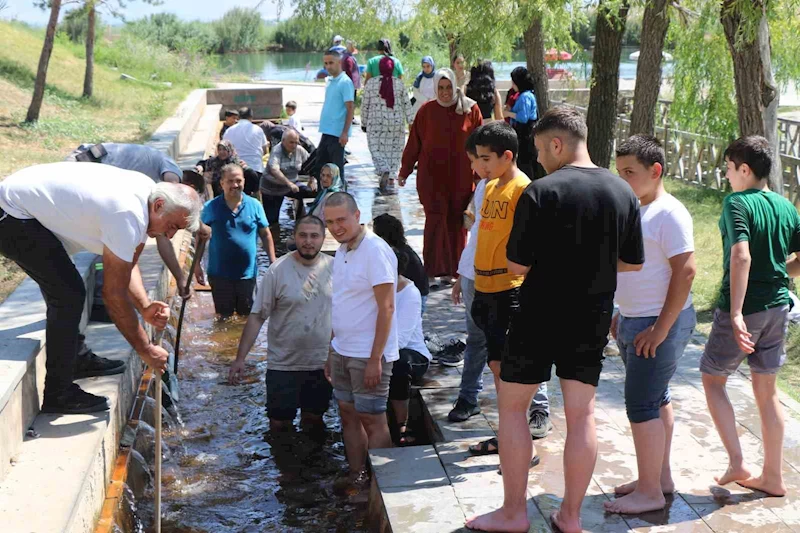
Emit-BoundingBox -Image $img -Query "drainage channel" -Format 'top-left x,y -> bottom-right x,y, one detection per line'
95,242 -> 370,533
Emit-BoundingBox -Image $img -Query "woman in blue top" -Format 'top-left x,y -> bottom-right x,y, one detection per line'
505,66 -> 540,179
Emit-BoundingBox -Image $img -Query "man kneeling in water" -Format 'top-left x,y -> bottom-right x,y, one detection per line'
229,216 -> 334,429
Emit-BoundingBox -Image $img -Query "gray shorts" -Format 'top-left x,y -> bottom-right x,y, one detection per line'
700,306 -> 789,376
329,350 -> 394,414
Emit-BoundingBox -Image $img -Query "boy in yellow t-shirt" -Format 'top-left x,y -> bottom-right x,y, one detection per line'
465,121 -> 537,458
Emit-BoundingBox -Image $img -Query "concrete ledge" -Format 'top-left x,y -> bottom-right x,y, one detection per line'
0,252 -> 96,483
146,89 -> 207,160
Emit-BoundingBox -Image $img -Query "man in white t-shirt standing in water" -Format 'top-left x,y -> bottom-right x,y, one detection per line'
323,192 -> 398,491
0,162 -> 202,414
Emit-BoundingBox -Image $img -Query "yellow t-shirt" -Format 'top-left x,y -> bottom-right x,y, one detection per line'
474,173 -> 531,293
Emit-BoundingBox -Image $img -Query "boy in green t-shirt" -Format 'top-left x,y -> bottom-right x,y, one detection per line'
701,135 -> 800,498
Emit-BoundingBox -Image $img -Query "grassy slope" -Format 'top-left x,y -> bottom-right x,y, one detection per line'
0,21 -> 200,301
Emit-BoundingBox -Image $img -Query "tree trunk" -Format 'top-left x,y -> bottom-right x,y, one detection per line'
446,32 -> 459,65
26,0 -> 62,123
586,0 -> 630,168
523,11 -> 550,114
721,0 -> 782,192
629,0 -> 670,136
82,2 -> 95,98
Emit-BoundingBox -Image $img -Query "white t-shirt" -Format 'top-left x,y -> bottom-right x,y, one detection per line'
0,162 -> 152,262
616,193 -> 694,317
457,179 -> 487,280
286,115 -> 304,131
223,121 -> 268,172
396,282 -> 432,360
331,229 -> 399,362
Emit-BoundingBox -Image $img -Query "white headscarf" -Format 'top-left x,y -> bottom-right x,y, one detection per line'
434,68 -> 476,116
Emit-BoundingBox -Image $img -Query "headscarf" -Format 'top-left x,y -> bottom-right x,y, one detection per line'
378,38 -> 393,56
413,56 -> 436,89
434,68 -> 476,115
378,56 -> 396,109
206,140 -> 243,185
307,163 -> 345,215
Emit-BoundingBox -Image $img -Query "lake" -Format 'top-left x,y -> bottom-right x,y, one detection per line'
214,47 -> 673,83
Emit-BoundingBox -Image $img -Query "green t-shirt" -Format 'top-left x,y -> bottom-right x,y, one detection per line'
717,189 -> 800,315
366,55 -> 404,79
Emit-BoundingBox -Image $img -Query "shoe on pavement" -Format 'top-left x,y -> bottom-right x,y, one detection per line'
74,352 -> 127,379
448,397 -> 481,422
424,333 -> 445,363
41,383 -> 109,414
529,411 -> 553,440
438,339 -> 466,367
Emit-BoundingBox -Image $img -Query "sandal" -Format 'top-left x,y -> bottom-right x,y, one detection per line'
399,428 -> 417,446
497,454 -> 540,475
468,437 -> 498,456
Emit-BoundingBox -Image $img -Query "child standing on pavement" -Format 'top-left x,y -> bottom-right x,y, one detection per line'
700,135 -> 800,498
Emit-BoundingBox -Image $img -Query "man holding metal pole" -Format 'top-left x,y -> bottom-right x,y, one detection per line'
0,162 -> 203,414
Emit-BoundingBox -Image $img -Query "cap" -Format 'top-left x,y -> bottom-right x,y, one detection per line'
333,35 -> 343,44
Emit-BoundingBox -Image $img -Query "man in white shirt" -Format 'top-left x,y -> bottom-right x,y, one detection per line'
229,216 -> 333,429
223,106 -> 269,173
323,192 -> 397,490
0,162 -> 202,415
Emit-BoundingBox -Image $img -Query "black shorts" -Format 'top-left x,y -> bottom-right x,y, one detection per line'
208,276 -> 256,317
265,369 -> 333,421
501,295 -> 613,387
471,288 -> 520,363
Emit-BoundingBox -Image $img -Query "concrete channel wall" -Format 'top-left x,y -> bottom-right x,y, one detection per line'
0,88 -> 212,533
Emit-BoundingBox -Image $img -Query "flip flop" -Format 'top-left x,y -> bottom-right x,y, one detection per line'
497,454 -> 540,475
468,437 -> 498,456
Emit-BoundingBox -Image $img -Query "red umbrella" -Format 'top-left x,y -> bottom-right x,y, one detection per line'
545,48 -> 573,62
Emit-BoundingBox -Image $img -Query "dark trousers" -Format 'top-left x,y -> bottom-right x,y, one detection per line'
316,134 -> 345,181
208,276 -> 257,317
261,186 -> 317,226
388,348 -> 430,401
0,211 -> 85,396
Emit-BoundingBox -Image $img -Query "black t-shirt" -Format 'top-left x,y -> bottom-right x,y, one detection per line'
507,165 -> 644,303
401,243 -> 430,297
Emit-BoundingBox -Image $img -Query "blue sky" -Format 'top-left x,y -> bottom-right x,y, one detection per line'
3,0 -> 294,25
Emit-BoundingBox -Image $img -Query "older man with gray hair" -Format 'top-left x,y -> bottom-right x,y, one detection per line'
261,128 -> 318,245
0,162 -> 202,415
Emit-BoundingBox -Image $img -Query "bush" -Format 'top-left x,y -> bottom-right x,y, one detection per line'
213,7 -> 270,54
124,13 -> 217,54
94,33 -> 210,83
60,6 -> 105,45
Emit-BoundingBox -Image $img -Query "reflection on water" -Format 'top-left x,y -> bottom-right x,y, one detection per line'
214,48 -> 665,82
133,290 -> 368,532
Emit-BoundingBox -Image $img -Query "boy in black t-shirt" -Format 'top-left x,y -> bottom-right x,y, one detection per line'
465,107 -> 644,533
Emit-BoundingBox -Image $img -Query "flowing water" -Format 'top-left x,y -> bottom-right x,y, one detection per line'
128,283 -> 369,532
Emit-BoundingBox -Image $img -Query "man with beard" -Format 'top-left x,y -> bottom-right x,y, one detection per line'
229,216 -> 333,430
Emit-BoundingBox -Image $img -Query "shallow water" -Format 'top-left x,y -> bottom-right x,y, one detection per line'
131,286 -> 369,533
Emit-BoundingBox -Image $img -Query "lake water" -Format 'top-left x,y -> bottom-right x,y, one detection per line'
214,47 -> 672,83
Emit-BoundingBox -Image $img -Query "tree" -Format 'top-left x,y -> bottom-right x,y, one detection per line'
26,0 -> 62,123
523,13 -> 550,114
721,0 -> 781,191
83,1 -> 96,97
629,0 -> 670,135
586,0 -> 630,168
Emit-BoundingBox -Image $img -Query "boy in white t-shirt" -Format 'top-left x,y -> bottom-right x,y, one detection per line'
285,101 -> 304,131
607,135 -> 697,515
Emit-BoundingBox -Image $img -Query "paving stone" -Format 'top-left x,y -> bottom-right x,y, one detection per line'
369,446 -> 449,489
416,363 -> 462,389
457,495 -> 552,533
380,484 -> 466,532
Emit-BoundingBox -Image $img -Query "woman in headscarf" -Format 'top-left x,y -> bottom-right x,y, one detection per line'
362,55 -> 414,190
364,38 -> 404,82
308,163 -> 346,218
505,66 -> 541,179
399,68 -> 483,288
411,56 -> 437,118
465,60 -> 504,120
195,140 -> 257,197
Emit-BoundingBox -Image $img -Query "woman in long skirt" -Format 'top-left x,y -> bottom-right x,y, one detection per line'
362,56 -> 414,188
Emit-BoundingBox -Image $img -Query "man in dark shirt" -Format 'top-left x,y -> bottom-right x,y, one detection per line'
465,107 -> 644,533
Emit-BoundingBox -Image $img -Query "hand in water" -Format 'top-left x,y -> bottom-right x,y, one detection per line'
229,360 -> 245,384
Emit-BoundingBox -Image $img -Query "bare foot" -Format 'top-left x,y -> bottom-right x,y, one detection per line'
736,475 -> 787,497
714,464 -> 752,486
604,490 -> 666,514
614,478 -> 675,495
465,507 -> 529,532
550,509 -> 581,533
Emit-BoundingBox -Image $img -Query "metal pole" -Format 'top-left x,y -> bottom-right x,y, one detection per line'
174,236 -> 206,374
154,369 -> 163,533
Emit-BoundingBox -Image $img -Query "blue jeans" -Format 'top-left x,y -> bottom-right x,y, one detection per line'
617,306 -> 696,424
458,277 -> 549,414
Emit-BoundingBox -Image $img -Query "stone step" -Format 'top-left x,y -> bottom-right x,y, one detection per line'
175,103 -> 223,170
0,252 -> 97,484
